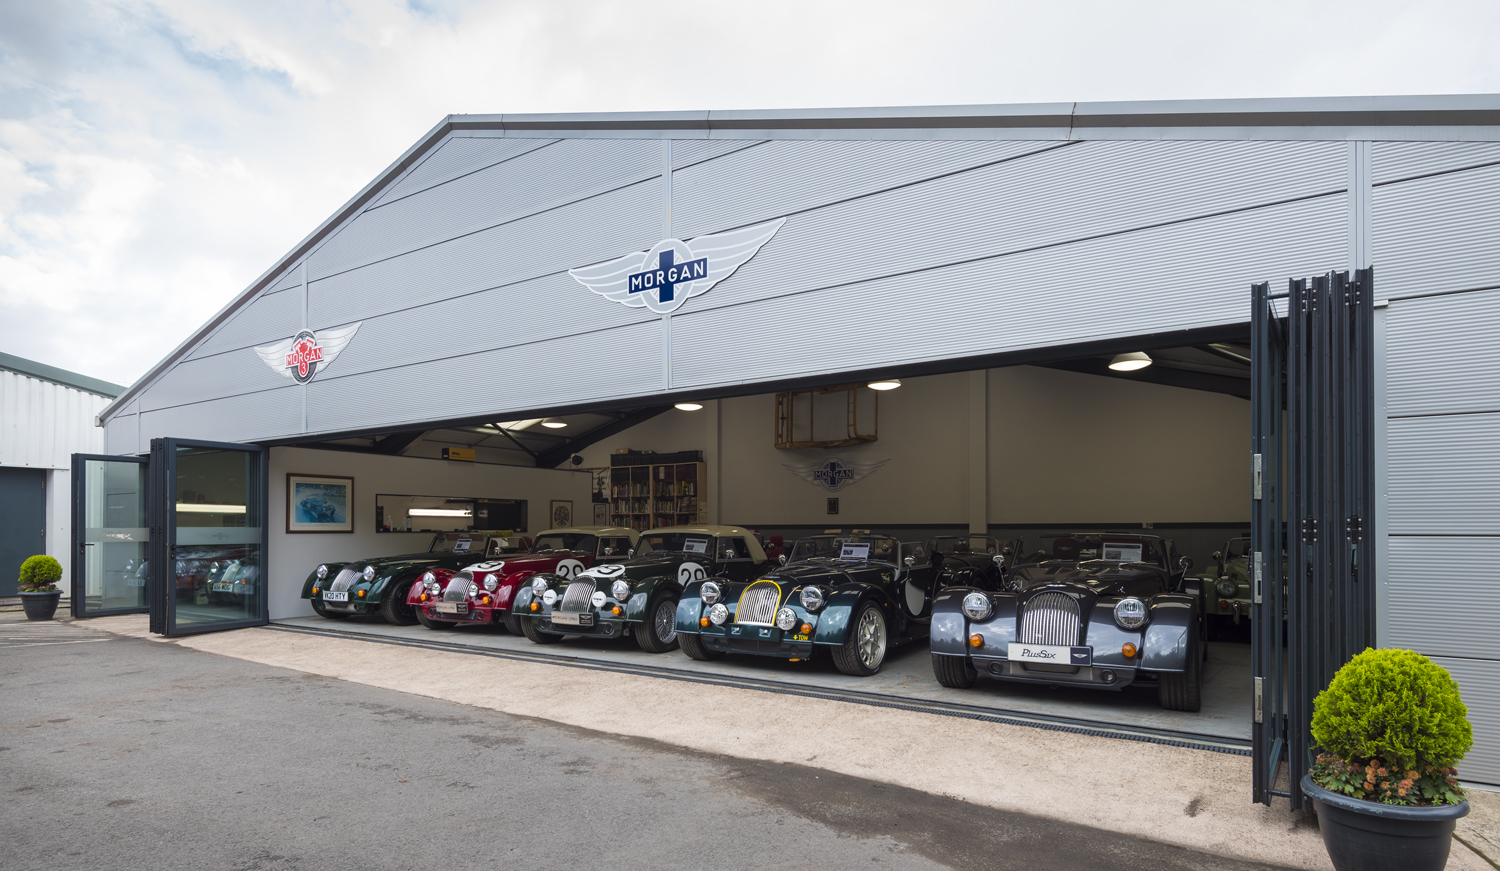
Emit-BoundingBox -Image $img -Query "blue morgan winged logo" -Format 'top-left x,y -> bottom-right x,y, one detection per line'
568,218 -> 785,315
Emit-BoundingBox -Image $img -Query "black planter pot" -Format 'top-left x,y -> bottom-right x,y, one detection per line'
1302,773 -> 1469,871
19,591 -> 62,621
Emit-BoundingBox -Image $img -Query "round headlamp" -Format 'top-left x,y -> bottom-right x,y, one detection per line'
611,579 -> 631,600
799,586 -> 825,612
775,608 -> 798,631
483,577 -> 498,592
361,566 -> 375,582
1114,597 -> 1149,630
316,564 -> 328,579
531,577 -> 549,591
699,581 -> 721,605
961,592 -> 992,621
1216,577 -> 1238,599
708,603 -> 729,625
542,589 -> 557,606
590,591 -> 607,608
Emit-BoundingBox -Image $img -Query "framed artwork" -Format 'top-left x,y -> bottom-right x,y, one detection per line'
550,500 -> 574,528
592,502 -> 608,525
286,474 -> 354,533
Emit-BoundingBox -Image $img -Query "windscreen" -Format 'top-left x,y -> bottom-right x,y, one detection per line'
428,533 -> 488,554
532,533 -> 597,554
1011,534 -> 1163,567
929,536 -> 1001,555
637,532 -> 715,556
1225,538 -> 1251,560
789,535 -> 898,563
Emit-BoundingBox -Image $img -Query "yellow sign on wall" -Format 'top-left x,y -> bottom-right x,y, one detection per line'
441,447 -> 476,462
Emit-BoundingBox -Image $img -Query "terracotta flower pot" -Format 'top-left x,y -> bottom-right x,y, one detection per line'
19,591 -> 62,621
1302,773 -> 1469,871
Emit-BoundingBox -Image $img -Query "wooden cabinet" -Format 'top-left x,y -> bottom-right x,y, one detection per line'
608,462 -> 704,531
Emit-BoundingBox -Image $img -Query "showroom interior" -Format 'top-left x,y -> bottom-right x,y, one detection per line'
79,97 -> 1500,799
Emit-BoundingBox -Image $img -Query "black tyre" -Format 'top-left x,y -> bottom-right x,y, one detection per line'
378,578 -> 420,626
831,601 -> 888,676
310,600 -> 350,620
679,631 -> 723,661
416,609 -> 455,630
501,613 -> 523,635
1158,613 -> 1204,712
520,615 -> 562,644
635,590 -> 680,653
932,652 -> 978,688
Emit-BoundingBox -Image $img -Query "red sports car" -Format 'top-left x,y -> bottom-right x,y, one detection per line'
407,527 -> 639,632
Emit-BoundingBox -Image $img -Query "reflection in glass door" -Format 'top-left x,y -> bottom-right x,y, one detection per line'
149,439 -> 268,636
71,455 -> 149,617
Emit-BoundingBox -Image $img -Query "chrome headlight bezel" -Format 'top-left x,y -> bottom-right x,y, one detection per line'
961,592 -> 992,621
361,566 -> 375,582
484,577 -> 499,592
531,577 -> 549,591
775,607 -> 798,631
699,580 -> 721,605
316,564 -> 328,580
1216,577 -> 1239,599
1114,597 -> 1149,630
799,586 -> 825,612
590,590 -> 607,608
611,579 -> 631,600
708,603 -> 729,625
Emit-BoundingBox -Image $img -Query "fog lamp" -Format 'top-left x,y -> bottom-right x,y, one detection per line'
708,603 -> 729,625
775,608 -> 798,631
1122,642 -> 1137,658
542,590 -> 557,605
969,634 -> 984,648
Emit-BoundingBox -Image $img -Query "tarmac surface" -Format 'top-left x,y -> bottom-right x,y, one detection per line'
2,614 -> 1494,870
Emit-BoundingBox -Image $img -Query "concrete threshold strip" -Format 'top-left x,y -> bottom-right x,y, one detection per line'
268,620 -> 1250,757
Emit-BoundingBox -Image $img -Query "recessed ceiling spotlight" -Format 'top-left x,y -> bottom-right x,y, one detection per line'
1108,352 -> 1153,372
674,402 -> 704,411
540,419 -> 568,428
867,378 -> 902,391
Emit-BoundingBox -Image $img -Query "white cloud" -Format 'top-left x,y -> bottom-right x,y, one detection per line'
0,0 -> 1498,387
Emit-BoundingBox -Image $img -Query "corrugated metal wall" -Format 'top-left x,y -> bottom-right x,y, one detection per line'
0,370 -> 108,468
1376,142 -> 1500,786
117,134 -> 1347,444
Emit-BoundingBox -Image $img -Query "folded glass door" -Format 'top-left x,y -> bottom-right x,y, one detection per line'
71,455 -> 150,617
148,438 -> 268,636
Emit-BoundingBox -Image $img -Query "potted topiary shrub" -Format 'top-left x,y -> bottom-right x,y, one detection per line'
17,555 -> 65,621
1303,648 -> 1472,871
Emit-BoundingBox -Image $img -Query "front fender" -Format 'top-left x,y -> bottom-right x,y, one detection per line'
1139,594 -> 1198,672
676,580 -> 706,634
811,586 -> 899,645
369,567 -> 423,604
928,587 -> 975,655
932,588 -> 1020,658
300,562 -> 349,599
623,575 -> 673,623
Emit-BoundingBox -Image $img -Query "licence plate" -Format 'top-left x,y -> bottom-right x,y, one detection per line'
1007,643 -> 1092,666
549,611 -> 593,627
436,602 -> 468,615
212,583 -> 233,592
323,591 -> 348,602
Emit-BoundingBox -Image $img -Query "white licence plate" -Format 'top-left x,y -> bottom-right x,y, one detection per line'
212,583 -> 233,592
436,602 -> 467,615
323,591 -> 348,602
1007,642 -> 1092,667
549,611 -> 592,627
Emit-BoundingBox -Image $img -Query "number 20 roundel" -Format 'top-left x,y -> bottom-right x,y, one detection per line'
677,562 -> 707,585
554,559 -> 586,580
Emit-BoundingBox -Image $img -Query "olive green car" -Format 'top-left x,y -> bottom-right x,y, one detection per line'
1201,536 -> 1252,630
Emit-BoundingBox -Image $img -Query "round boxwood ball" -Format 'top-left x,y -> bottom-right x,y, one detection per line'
1311,648 -> 1472,773
18,554 -> 63,593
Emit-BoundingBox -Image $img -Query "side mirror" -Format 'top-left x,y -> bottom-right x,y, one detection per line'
992,554 -> 1004,566
627,549 -> 635,558
903,556 -> 916,568
1212,551 -> 1222,561
603,548 -> 614,557
778,554 -> 787,565
1179,556 -> 1194,573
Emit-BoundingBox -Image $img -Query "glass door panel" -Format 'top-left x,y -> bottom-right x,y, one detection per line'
72,455 -> 149,617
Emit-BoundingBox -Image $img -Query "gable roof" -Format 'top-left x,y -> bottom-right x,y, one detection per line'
0,351 -> 124,399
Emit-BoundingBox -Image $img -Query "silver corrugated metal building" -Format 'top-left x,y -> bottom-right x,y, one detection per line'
91,95 -> 1500,792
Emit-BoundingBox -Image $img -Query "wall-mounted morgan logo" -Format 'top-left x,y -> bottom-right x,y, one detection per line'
780,457 -> 889,492
254,323 -> 361,384
568,218 -> 785,315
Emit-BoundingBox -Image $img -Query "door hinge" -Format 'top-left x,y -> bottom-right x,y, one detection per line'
1346,515 -> 1363,543
1301,516 -> 1319,543
1254,676 -> 1264,724
1252,453 -> 1263,500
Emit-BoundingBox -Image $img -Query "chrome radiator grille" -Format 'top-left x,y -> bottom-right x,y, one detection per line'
444,574 -> 473,602
736,582 -> 780,625
329,568 -> 358,592
560,579 -> 595,612
1019,592 -> 1081,646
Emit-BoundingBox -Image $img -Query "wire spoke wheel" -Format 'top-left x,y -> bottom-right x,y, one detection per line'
654,600 -> 677,645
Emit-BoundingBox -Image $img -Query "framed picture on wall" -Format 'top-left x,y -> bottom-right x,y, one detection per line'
550,500 -> 573,528
286,474 -> 354,533
592,502 -> 608,525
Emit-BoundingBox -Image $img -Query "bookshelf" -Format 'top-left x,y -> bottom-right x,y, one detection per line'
608,461 -> 705,531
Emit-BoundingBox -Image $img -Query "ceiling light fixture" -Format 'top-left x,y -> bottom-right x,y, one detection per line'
1108,352 -> 1153,372
540,419 -> 568,428
674,402 -> 704,411
410,508 -> 473,517
867,378 -> 902,391
174,503 -> 247,514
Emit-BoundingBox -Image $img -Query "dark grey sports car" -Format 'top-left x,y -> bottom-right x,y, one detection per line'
929,533 -> 1206,711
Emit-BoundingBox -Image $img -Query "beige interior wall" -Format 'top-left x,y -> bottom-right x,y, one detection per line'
267,446 -> 592,620
987,366 -> 1251,524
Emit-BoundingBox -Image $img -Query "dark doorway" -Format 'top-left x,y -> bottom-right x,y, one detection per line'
0,466 -> 46,598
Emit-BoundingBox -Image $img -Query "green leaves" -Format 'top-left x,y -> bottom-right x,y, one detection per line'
17,555 -> 63,593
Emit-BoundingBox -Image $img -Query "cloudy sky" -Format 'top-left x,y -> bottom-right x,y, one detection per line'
2,0 -> 1498,387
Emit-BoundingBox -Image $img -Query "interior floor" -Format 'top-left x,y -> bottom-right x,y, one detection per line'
276,616 -> 1252,745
